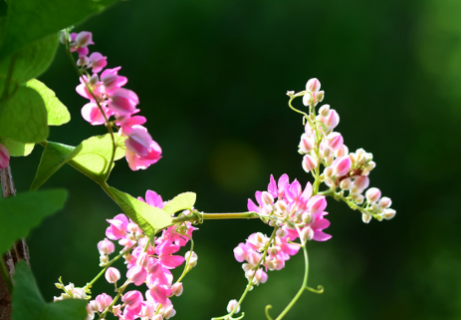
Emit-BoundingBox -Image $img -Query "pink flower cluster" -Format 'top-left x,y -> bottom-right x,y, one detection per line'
298,78 -> 396,223
0,143 -> 9,169
63,31 -> 162,171
233,174 -> 331,285
85,190 -> 197,320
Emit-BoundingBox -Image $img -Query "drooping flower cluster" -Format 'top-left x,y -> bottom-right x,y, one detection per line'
62,30 -> 162,171
54,190 -> 198,320
0,143 -> 10,169
298,78 -> 396,223
232,174 -> 330,295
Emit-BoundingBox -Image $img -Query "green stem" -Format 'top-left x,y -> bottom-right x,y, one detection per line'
84,244 -> 134,290
99,280 -> 130,319
274,226 -> 309,320
0,259 -> 12,294
174,235 -> 194,284
171,212 -> 259,224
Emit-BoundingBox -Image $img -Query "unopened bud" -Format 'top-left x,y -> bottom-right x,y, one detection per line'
299,134 -> 314,154
171,282 -> 183,296
286,91 -> 295,97
227,299 -> 241,313
185,251 -> 198,268
340,178 -> 351,190
333,156 -> 352,177
355,194 -> 364,205
352,176 -> 369,192
105,267 -> 120,284
335,144 -> 349,158
89,75 -> 99,86
55,283 -> 64,289
162,305 -> 176,319
302,211 -> 312,224
301,226 -> 314,241
152,315 -> 163,320
59,32 -> 69,44
324,166 -> 333,178
362,213 -> 372,224
323,147 -> 331,158
378,197 -> 392,209
276,228 -> 287,238
319,104 -> 330,117
261,191 -> 274,206
383,208 -> 396,220
88,300 -> 101,313
365,188 -> 381,204
366,161 -> 376,172
302,154 -> 317,173
99,255 -> 109,265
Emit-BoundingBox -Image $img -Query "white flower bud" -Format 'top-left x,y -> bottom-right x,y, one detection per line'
227,299 -> 241,313
171,282 -> 183,296
340,178 -> 351,190
301,226 -> 314,241
185,251 -> 198,268
261,191 -> 274,206
365,188 -> 381,204
383,208 -> 396,220
378,197 -> 392,209
355,194 -> 364,205
319,104 -> 330,117
362,213 -> 372,224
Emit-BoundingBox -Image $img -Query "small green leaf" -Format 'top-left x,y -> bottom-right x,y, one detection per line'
0,189 -> 68,256
0,137 -> 34,157
25,79 -> 70,126
68,133 -> 126,182
0,85 -> 48,143
0,33 -> 59,94
0,0 -> 120,60
110,187 -> 172,238
163,192 -> 197,215
12,261 -> 87,320
30,142 -> 80,191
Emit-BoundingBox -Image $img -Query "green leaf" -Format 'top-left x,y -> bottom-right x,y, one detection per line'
110,187 -> 172,238
0,137 -> 34,156
163,192 -> 197,215
68,133 -> 126,182
25,79 -> 70,126
30,142 -> 80,191
0,85 -> 48,143
0,33 -> 59,93
0,189 -> 67,256
0,0 -> 119,60
12,261 -> 87,320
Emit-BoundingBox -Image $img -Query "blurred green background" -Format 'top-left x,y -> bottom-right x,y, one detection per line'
8,0 -> 461,319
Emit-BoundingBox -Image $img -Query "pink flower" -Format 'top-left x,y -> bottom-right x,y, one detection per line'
108,88 -> 139,116
101,67 -> 128,92
125,140 -> 162,171
332,156 -> 351,177
320,109 -> 340,130
144,190 -> 164,208
97,238 -> 115,255
0,143 -> 10,169
303,78 -> 325,107
122,290 -> 143,309
70,31 -> 93,55
146,280 -> 172,305
127,265 -> 147,286
125,126 -> 154,157
95,293 -> 113,311
105,214 -> 129,240
88,52 -> 107,73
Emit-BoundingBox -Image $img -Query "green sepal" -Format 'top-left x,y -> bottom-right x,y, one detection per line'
68,133 -> 127,183
30,142 -> 80,191
163,192 -> 197,215
0,84 -> 48,143
26,79 -> 70,126
0,189 -> 67,256
110,187 -> 173,239
12,261 -> 87,320
0,137 -> 34,156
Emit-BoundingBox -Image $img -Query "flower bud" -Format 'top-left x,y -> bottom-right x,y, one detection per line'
324,166 -> 333,178
306,78 -> 321,92
302,211 -> 312,224
136,252 -> 149,268
335,144 -> 349,158
275,200 -> 287,214
301,226 -> 314,241
72,288 -> 87,299
55,283 -> 64,289
185,251 -> 198,268
383,208 -> 396,220
99,255 -> 109,265
365,188 -> 381,204
299,134 -> 314,154
97,238 -> 115,255
76,31 -> 93,47
162,305 -> 176,319
171,282 -> 183,296
59,32 -> 69,44
261,191 -> 274,206
88,300 -> 101,313
378,197 -> 392,209
254,268 -> 268,285
355,194 -> 364,205
319,104 -> 330,117
362,213 -> 372,224
340,178 -> 351,190
286,91 -> 295,97
332,156 -> 351,177
276,228 -> 287,238
302,154 -> 317,173
352,176 -> 369,193
226,299 -> 240,313
320,109 -> 339,129
152,315 -> 163,320
105,267 -> 120,284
